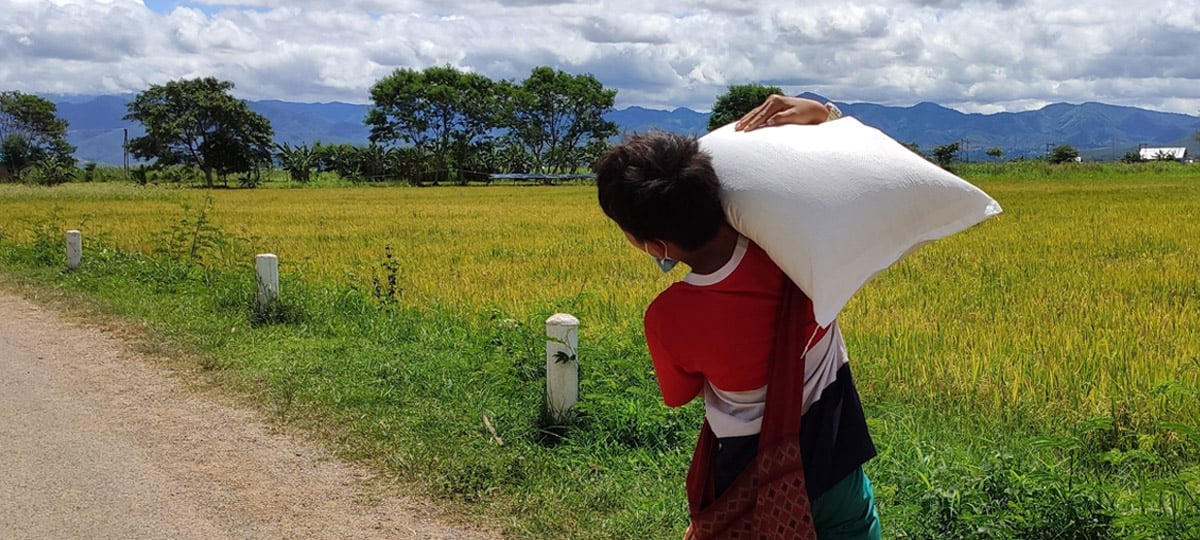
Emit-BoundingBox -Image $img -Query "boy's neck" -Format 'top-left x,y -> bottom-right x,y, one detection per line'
682,224 -> 740,275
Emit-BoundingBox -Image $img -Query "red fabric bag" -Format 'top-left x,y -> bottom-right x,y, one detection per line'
684,280 -> 821,540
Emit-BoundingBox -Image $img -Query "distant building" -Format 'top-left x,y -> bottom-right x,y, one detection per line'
1139,147 -> 1188,161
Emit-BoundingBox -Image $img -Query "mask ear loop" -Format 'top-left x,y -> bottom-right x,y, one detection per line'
642,241 -> 672,261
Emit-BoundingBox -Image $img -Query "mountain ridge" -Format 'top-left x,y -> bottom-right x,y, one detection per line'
49,94 -> 1199,165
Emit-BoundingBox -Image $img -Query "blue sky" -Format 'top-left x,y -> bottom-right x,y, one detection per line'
143,0 -> 217,15
3,0 -> 1199,115
142,0 -> 184,13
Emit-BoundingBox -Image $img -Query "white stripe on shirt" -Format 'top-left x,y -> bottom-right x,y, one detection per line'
704,322 -> 849,438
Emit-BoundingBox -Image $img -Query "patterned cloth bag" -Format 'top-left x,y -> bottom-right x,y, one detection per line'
684,280 -> 819,540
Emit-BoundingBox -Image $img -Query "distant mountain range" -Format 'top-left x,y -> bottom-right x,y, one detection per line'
52,93 -> 1199,165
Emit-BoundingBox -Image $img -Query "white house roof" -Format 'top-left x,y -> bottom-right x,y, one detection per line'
1139,147 -> 1187,160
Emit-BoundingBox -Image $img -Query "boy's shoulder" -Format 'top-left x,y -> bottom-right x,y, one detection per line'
646,240 -> 782,323
645,281 -> 692,323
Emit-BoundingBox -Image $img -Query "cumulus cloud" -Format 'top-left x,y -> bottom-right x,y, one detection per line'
0,0 -> 1197,114
578,15 -> 673,44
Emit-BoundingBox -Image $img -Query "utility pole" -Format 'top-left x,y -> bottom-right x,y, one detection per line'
123,128 -> 129,180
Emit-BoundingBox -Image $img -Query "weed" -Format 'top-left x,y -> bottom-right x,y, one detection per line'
370,244 -> 402,306
534,396 -> 577,447
27,208 -> 66,266
158,196 -> 226,265
906,451 -> 1116,539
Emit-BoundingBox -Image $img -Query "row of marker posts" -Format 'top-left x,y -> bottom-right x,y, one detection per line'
61,230 -> 581,423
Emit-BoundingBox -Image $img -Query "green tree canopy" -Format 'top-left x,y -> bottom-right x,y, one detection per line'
931,142 -> 961,167
124,77 -> 273,187
365,65 -> 497,181
707,84 -> 785,131
501,67 -> 618,175
275,142 -> 316,183
1121,151 -> 1144,164
0,90 -> 75,177
362,65 -> 616,180
1048,144 -> 1080,164
986,147 -> 1004,161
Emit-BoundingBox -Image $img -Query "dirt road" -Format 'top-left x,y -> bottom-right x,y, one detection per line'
0,293 -> 494,540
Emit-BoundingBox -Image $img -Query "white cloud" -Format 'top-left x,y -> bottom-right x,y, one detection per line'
578,15 -> 674,44
0,0 -> 1197,114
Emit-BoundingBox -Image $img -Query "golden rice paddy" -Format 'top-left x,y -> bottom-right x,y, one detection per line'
2,176 -> 1197,421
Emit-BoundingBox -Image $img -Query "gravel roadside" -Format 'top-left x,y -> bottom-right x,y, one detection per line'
0,292 -> 496,540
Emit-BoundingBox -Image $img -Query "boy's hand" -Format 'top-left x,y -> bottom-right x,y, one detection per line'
735,95 -> 837,132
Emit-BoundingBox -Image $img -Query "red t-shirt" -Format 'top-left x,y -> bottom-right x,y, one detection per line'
644,237 -> 822,407
645,237 -> 877,499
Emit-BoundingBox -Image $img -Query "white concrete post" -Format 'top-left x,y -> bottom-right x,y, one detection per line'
65,230 -> 82,271
545,313 -> 580,420
255,254 -> 279,312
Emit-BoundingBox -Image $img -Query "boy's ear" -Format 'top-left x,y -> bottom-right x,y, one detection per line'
623,230 -> 667,257
645,241 -> 668,259
622,230 -> 683,259
623,230 -> 645,249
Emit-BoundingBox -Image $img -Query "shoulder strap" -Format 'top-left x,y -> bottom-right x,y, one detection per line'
758,279 -> 823,446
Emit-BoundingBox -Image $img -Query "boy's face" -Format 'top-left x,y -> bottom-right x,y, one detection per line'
624,230 -> 669,260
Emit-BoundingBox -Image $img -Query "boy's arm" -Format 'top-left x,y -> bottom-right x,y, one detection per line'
735,95 -> 840,132
645,310 -> 704,407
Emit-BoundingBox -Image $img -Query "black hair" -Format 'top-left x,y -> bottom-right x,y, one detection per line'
594,130 -> 725,251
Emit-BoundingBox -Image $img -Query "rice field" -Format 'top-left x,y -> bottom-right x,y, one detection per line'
1,171 -> 1198,424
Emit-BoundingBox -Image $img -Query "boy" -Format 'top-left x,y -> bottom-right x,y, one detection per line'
594,96 -> 881,539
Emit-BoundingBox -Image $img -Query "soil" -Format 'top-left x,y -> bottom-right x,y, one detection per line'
0,292 -> 497,540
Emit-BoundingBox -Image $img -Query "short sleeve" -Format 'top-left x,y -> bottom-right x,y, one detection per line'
644,301 -> 704,407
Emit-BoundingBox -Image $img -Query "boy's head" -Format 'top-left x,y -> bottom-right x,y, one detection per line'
594,130 -> 725,251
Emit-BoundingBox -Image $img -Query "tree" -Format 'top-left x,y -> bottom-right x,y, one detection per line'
489,134 -> 534,174
1,135 -> 36,178
986,147 -> 1004,161
26,157 -> 77,186
931,142 -> 960,167
1121,151 -> 1144,164
1048,144 -> 1080,164
707,84 -> 785,132
312,142 -> 355,177
502,67 -> 618,176
124,77 -> 274,188
1152,150 -> 1179,162
275,142 -> 316,183
0,90 -> 75,178
365,65 -> 498,182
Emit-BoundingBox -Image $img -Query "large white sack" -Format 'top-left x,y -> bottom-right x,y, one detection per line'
699,117 -> 1002,327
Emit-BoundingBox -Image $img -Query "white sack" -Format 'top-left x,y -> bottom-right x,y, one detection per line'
699,117 -> 1002,327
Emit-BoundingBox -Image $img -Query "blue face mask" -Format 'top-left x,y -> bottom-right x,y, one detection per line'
645,242 -> 678,273
653,255 -> 678,273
